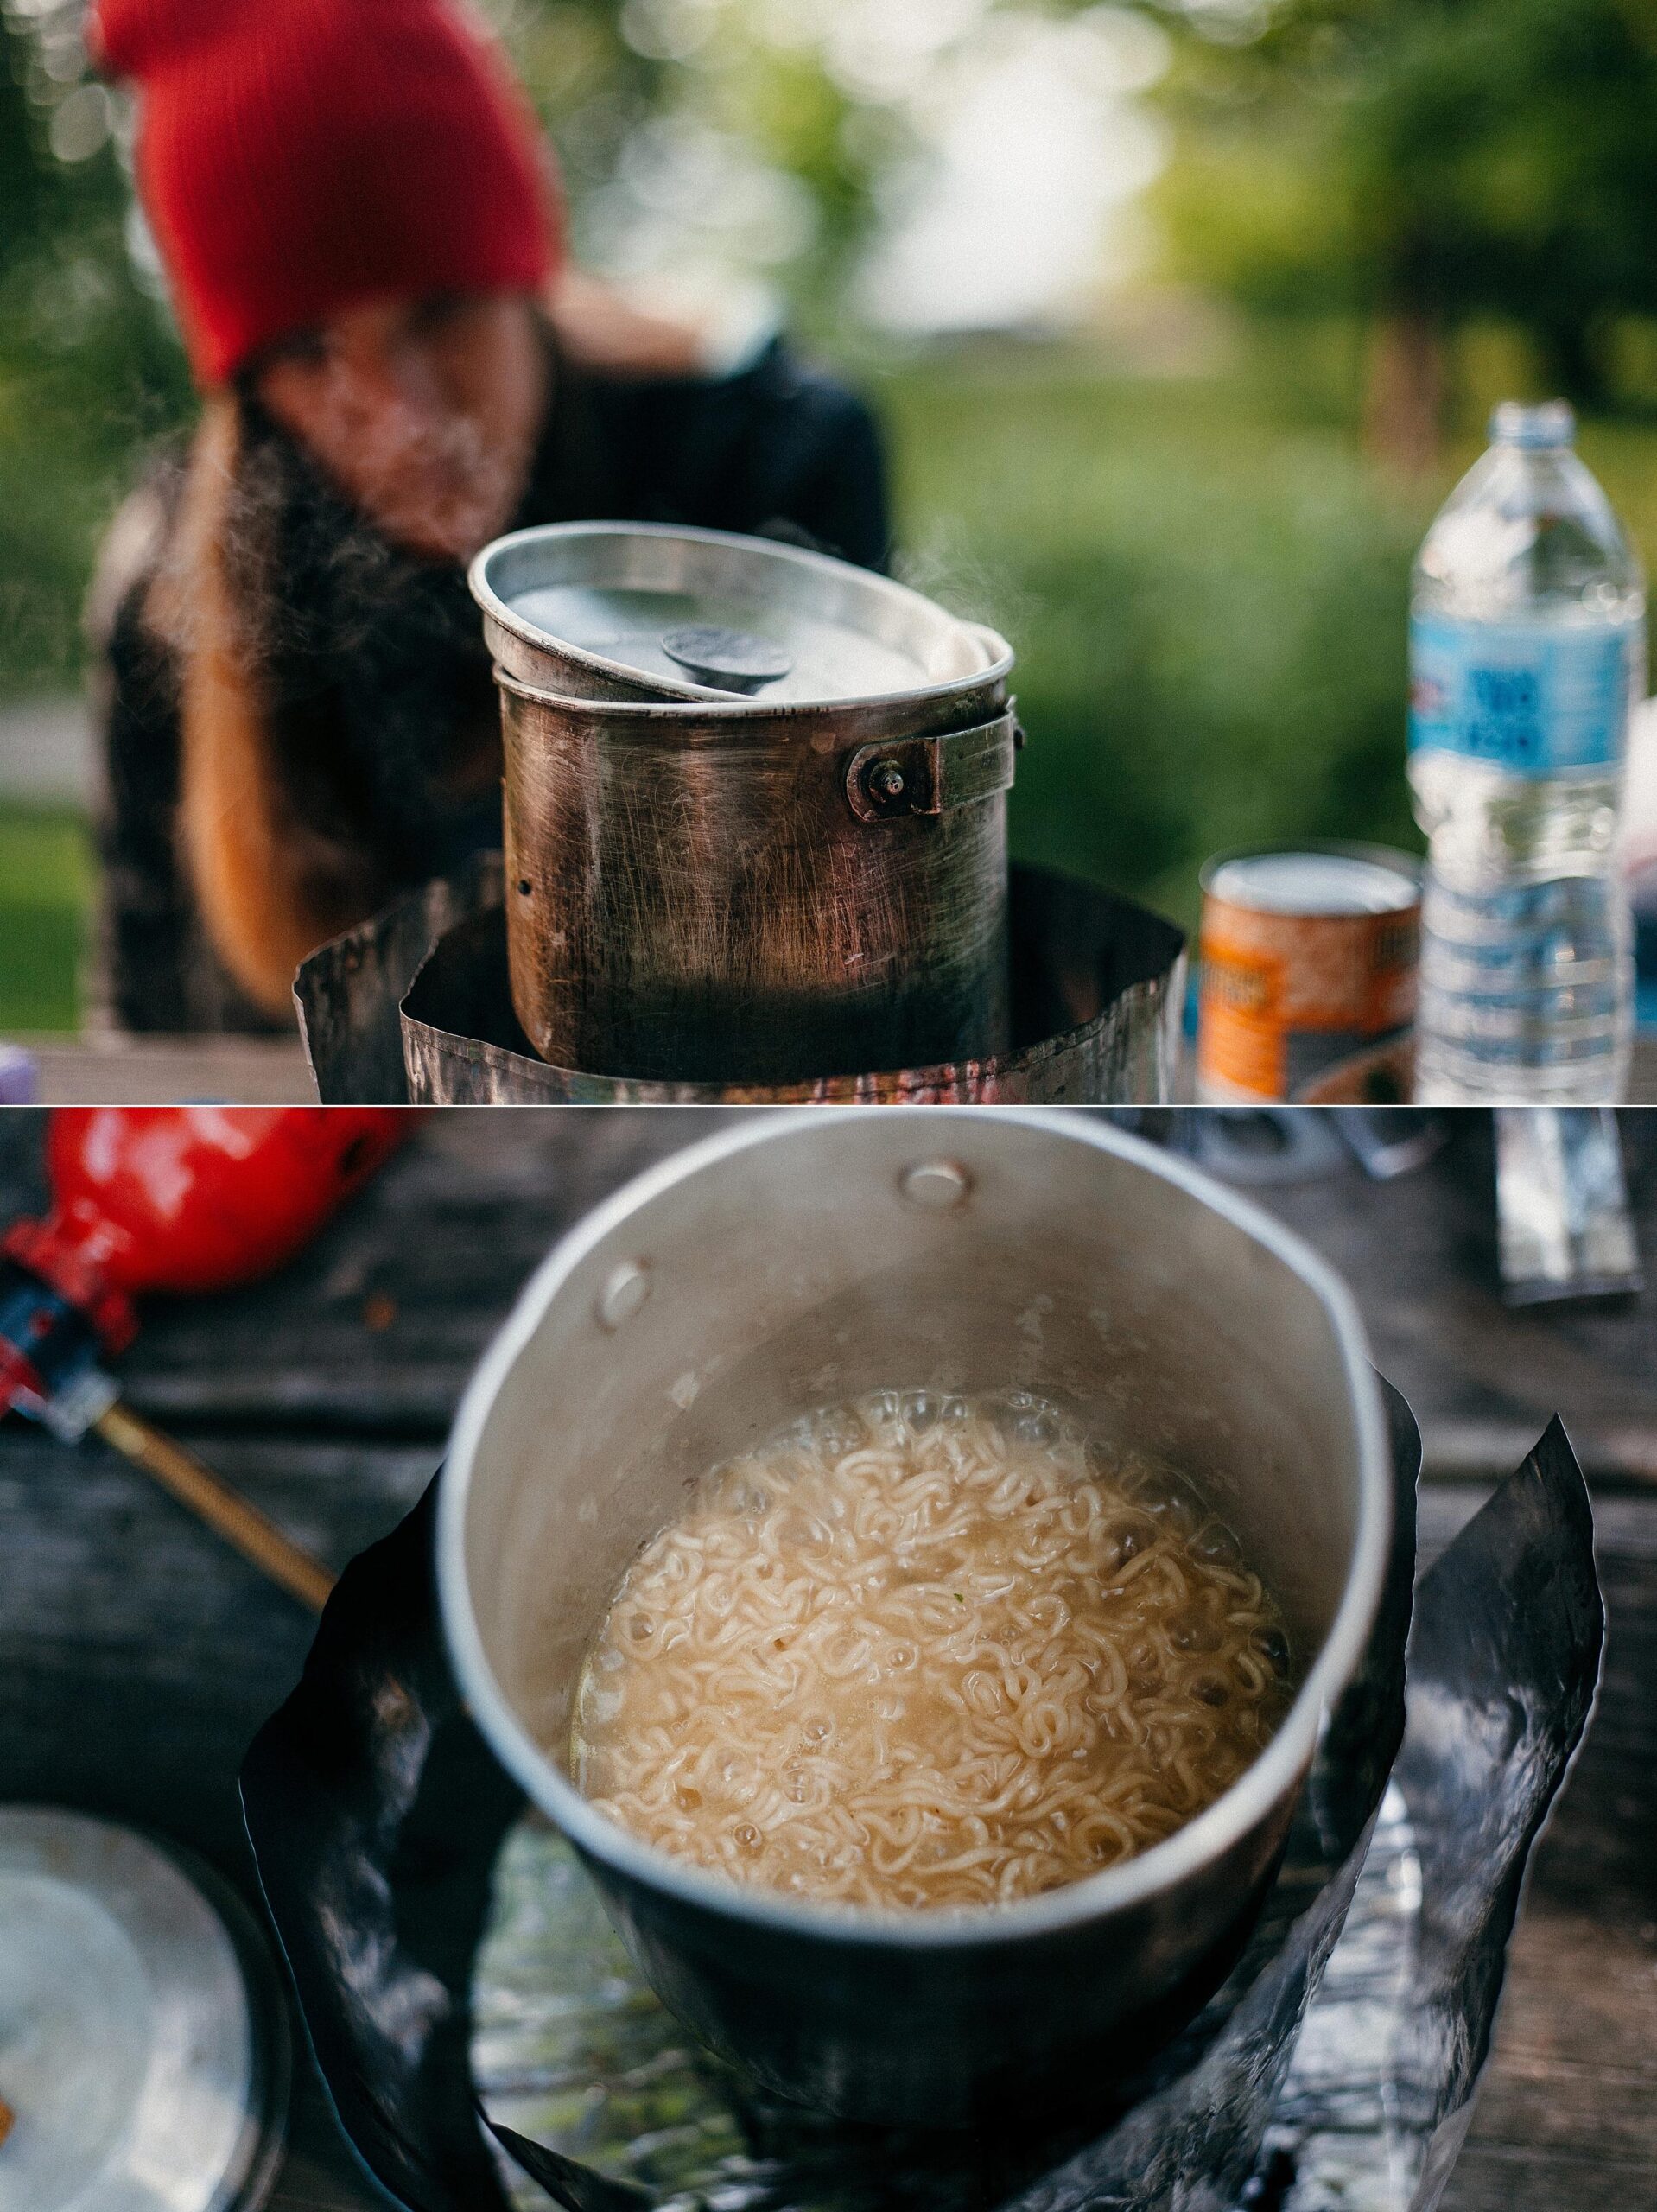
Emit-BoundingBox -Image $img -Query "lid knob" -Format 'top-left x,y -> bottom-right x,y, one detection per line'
660,624 -> 794,694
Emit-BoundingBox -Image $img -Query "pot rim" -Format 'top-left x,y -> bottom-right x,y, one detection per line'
469,520 -> 1015,717
439,1108 -> 1393,1951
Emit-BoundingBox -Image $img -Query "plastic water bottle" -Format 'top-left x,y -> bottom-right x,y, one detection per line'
1408,400 -> 1647,1103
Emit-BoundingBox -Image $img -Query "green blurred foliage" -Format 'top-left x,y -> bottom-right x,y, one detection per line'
1,2 -> 193,700
1152,0 -> 1657,403
486,0 -> 898,332
877,338 -> 1429,928
489,0 -> 663,214
0,806 -> 91,1030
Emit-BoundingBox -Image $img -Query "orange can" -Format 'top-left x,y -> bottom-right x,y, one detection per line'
1197,845 -> 1421,1103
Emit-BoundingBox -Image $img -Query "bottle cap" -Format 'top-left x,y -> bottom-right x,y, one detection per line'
1489,398 -> 1576,449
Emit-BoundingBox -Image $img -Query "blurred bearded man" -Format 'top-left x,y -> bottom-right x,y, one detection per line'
86,0 -> 889,1031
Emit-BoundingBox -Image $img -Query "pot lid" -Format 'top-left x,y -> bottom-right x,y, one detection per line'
470,521 -> 1007,706
0,1808 -> 287,2212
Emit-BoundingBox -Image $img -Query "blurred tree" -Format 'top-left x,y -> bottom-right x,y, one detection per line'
1,0 -> 191,693
0,3 -> 188,424
490,0 -> 918,341
1151,0 -> 1657,467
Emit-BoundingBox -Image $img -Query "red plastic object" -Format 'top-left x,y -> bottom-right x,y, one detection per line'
3,1109 -> 409,1349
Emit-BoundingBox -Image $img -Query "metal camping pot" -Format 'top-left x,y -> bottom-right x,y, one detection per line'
440,1111 -> 1392,2124
469,523 -> 1019,1084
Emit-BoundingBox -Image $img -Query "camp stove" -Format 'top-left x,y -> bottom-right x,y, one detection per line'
295,524 -> 1186,1103
297,855 -> 1183,1103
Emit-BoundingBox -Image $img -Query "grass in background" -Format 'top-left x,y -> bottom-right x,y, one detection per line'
875,339 -> 1428,928
0,806 -> 91,1031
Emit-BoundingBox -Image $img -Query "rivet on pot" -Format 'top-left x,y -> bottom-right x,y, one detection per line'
867,759 -> 907,804
597,1261 -> 651,1330
899,1160 -> 972,1211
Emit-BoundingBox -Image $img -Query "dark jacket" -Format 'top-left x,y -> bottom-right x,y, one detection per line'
89,337 -> 890,1033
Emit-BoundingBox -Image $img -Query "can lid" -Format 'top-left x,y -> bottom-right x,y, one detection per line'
0,1808 -> 287,2212
470,521 -> 1006,706
1204,849 -> 1421,918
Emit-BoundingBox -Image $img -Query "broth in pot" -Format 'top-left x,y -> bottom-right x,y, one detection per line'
568,1391 -> 1294,1911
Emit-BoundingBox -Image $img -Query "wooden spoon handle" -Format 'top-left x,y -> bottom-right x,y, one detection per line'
92,1400 -> 336,1614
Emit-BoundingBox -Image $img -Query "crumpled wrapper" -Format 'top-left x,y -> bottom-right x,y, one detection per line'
242,1393 -> 1600,2212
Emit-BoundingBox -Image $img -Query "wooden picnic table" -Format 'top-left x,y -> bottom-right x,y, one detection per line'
18,1031 -> 1657,1106
19,1033 -> 318,1104
1,1106 -> 1653,2211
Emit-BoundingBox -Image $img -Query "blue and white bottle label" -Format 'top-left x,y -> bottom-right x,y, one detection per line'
1409,614 -> 1644,774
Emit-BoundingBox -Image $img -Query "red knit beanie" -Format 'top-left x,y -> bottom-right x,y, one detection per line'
89,0 -> 562,385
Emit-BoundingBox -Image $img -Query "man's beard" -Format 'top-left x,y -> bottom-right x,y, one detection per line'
216,387 -> 509,889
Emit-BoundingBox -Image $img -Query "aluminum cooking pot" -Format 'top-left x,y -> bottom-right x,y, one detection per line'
439,1111 -> 1391,2126
469,523 -> 1019,1085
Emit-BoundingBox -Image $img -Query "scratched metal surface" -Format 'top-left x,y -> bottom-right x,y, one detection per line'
365,865 -> 1184,1104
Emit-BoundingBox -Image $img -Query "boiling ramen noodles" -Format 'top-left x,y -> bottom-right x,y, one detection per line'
570,1392 -> 1293,1910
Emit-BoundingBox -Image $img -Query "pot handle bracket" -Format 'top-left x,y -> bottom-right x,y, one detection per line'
843,706 -> 1024,824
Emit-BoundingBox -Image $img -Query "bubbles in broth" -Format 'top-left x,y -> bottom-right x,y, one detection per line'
568,1392 -> 1294,1910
